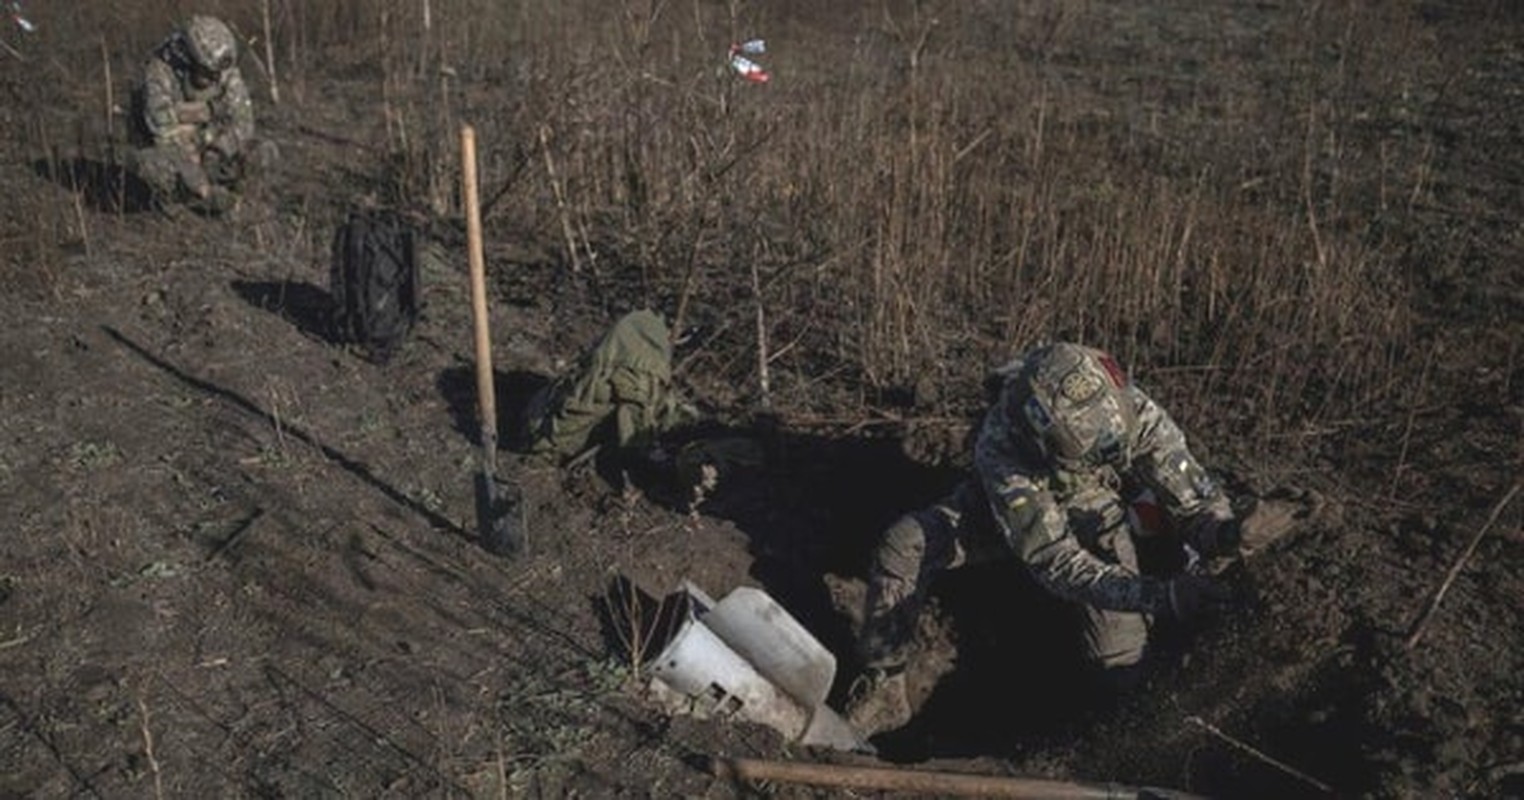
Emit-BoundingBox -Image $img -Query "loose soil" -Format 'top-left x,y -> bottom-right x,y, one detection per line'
2,3 -> 1521,799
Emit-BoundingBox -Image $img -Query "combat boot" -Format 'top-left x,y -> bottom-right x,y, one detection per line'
844,667 -> 910,738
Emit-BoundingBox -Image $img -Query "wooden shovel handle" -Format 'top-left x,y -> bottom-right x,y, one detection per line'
461,125 -> 497,451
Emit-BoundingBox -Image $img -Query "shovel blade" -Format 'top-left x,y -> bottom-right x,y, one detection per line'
477,471 -> 526,557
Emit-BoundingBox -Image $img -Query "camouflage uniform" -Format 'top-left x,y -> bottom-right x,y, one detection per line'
129,16 -> 260,208
859,343 -> 1237,676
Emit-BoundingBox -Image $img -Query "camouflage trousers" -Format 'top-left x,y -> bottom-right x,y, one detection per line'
859,479 -> 1151,674
130,140 -> 213,200
129,138 -> 276,204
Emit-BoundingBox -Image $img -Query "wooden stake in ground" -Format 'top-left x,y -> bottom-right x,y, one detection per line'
709,757 -> 1207,800
1405,480 -> 1521,650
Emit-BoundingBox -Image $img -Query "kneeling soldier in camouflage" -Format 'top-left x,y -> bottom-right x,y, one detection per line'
845,342 -> 1312,738
129,16 -> 271,215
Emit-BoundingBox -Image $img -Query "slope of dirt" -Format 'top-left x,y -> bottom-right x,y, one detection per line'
2,3 -> 1521,799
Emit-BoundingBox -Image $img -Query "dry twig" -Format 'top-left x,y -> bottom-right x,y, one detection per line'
1405,481 -> 1522,650
750,256 -> 771,410
136,692 -> 165,800
495,733 -> 509,800
539,125 -> 582,275
1388,344 -> 1436,499
1186,715 -> 1333,795
262,0 -> 280,104
99,37 -> 113,139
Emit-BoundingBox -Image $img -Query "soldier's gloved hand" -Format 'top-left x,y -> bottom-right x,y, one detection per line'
203,148 -> 240,185
206,133 -> 237,159
1185,511 -> 1242,559
176,101 -> 213,125
1166,573 -> 1232,621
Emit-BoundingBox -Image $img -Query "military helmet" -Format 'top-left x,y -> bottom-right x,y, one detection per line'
183,15 -> 237,73
1009,343 -> 1138,468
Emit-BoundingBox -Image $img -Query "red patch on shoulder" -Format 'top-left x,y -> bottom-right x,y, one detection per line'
1098,353 -> 1128,387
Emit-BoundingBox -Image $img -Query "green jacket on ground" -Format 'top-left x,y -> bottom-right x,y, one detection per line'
527,309 -> 696,462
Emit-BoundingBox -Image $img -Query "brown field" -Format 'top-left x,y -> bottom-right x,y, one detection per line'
1,1 -> 1520,797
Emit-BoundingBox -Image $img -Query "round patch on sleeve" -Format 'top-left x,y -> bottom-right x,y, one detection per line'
1060,369 -> 1103,403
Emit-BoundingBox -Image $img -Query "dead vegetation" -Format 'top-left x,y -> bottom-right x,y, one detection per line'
1,1 -> 1520,798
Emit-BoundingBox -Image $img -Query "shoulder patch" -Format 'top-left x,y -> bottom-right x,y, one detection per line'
1059,369 -> 1103,403
998,481 -> 1043,533
1097,352 -> 1128,387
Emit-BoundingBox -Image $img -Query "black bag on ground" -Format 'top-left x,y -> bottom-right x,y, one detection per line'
329,209 -> 421,361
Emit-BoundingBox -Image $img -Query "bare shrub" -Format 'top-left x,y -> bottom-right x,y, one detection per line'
25,0 -> 1434,441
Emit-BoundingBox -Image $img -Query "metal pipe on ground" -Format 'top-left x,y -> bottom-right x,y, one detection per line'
708,757 -> 1209,799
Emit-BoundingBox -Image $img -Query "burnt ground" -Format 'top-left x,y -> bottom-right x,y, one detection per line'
2,4 -> 1522,800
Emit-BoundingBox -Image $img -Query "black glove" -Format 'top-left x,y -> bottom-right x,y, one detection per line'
1187,513 -> 1242,557
1166,573 -> 1232,621
205,130 -> 236,158
203,147 -> 241,185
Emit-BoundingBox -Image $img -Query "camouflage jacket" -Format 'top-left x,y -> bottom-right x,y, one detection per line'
974,365 -> 1232,614
138,36 -> 255,155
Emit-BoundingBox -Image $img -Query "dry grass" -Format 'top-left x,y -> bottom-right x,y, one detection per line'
15,0 -> 1445,445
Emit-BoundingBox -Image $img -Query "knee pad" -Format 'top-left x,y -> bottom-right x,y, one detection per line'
881,514 -> 929,561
